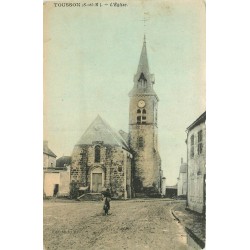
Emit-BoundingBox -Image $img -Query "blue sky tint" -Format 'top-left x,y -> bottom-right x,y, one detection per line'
44,0 -> 205,185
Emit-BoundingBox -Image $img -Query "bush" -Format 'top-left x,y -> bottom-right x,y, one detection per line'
69,182 -> 79,199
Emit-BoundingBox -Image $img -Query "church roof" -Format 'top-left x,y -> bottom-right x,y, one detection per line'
76,115 -> 130,151
43,141 -> 57,158
119,130 -> 129,144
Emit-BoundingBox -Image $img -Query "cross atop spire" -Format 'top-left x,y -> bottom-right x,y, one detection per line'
141,12 -> 150,34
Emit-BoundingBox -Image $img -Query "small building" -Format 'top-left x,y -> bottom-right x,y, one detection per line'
177,158 -> 187,197
43,141 -> 57,168
165,184 -> 177,198
43,142 -> 71,197
71,115 -> 133,199
43,166 -> 71,197
186,111 -> 206,214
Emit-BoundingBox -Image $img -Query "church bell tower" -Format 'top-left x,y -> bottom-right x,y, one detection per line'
128,36 -> 161,196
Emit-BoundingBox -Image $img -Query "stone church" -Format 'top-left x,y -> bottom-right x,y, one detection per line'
71,115 -> 133,199
71,36 -> 162,198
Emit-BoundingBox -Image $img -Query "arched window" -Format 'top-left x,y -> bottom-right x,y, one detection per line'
95,145 -> 101,163
138,73 -> 147,88
137,109 -> 146,124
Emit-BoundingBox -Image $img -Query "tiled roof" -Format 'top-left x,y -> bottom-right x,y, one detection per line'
56,156 -> 71,168
43,141 -> 57,158
76,115 -> 130,151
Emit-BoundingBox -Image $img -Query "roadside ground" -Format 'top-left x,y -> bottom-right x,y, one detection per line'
44,199 -> 188,250
171,202 -> 205,245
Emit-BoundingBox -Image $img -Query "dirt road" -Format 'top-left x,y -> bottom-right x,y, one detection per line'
44,199 -> 188,250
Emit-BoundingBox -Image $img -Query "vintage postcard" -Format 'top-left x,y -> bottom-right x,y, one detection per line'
43,0 -> 206,249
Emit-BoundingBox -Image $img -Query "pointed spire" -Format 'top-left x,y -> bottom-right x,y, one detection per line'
128,35 -> 158,99
136,35 -> 150,77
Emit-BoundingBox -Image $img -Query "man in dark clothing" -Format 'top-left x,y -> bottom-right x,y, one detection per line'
102,188 -> 111,198
102,188 -> 111,214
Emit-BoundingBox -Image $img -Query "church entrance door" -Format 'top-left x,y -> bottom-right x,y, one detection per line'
92,173 -> 102,193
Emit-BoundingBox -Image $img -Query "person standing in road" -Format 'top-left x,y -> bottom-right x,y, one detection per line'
102,188 -> 111,215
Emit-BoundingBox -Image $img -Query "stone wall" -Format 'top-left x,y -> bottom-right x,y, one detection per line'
71,145 -> 88,184
128,94 -> 161,194
187,122 -> 206,213
129,124 -> 161,191
71,143 -> 132,198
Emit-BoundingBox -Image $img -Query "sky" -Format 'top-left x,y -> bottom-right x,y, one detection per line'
44,0 -> 206,185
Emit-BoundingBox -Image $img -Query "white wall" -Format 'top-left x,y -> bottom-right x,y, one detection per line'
177,173 -> 187,196
44,172 -> 60,196
187,122 -> 206,213
43,169 -> 70,197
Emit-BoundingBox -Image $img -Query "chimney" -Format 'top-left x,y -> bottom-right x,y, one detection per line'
44,140 -> 48,148
181,157 -> 183,164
